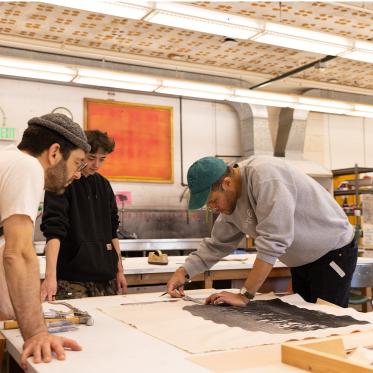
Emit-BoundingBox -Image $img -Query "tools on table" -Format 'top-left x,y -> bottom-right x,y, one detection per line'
48,301 -> 94,326
3,301 -> 94,331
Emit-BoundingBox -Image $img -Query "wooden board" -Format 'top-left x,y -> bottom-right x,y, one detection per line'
282,336 -> 373,373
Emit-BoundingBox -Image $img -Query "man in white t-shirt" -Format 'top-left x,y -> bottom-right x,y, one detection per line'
0,113 -> 90,369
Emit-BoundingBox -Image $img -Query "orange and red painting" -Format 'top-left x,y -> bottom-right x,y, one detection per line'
84,98 -> 173,183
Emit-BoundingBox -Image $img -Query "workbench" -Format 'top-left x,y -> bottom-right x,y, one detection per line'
38,254 -> 291,291
2,290 -> 373,373
38,255 -> 373,294
33,238 -> 203,255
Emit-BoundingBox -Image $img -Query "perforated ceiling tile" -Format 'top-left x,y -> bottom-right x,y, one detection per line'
1,2 -> 373,90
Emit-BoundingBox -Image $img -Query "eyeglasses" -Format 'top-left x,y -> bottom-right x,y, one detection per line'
206,185 -> 225,213
206,197 -> 219,213
76,162 -> 87,172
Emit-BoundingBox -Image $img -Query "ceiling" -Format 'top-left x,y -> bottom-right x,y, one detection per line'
1,1 -> 373,97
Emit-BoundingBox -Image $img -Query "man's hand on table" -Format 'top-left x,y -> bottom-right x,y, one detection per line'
166,267 -> 188,297
40,276 -> 57,301
205,291 -> 250,307
21,331 -> 82,370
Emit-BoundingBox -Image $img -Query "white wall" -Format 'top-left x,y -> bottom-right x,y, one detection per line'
2,76 -> 373,208
305,112 -> 373,170
0,77 -> 239,209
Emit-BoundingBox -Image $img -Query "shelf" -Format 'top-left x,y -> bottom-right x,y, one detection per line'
332,167 -> 373,176
334,189 -> 373,196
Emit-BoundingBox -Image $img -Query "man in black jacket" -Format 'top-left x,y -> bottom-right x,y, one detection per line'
40,130 -> 127,300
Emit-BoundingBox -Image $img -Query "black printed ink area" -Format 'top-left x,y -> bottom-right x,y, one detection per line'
183,298 -> 369,334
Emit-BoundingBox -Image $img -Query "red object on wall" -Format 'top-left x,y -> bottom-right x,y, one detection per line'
84,98 -> 173,183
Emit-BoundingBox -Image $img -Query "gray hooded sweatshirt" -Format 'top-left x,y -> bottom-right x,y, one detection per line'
183,156 -> 353,278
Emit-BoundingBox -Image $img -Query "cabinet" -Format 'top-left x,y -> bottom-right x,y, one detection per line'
332,165 -> 373,243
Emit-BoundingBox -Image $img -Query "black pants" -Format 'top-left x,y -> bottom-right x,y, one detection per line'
290,237 -> 358,307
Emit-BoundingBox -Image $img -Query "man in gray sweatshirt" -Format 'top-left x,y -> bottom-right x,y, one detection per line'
167,156 -> 357,307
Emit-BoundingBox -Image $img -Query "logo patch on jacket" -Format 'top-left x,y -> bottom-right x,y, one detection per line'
106,243 -> 112,250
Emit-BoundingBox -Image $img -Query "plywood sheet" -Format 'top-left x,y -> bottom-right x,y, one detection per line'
98,294 -> 373,354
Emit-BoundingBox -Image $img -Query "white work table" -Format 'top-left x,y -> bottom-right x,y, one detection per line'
0,291 -> 309,373
38,255 -> 373,290
37,254 -> 291,290
33,238 -> 203,255
3,290 -> 373,373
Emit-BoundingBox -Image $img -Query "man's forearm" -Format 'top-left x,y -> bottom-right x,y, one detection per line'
243,257 -> 273,294
4,245 -> 47,339
44,239 -> 60,278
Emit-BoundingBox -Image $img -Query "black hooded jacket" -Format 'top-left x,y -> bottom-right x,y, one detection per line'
41,173 -> 120,282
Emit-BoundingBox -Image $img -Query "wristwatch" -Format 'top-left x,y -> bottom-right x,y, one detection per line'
180,267 -> 192,283
240,286 -> 255,300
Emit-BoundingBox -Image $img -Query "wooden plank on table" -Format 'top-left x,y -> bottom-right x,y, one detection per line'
282,337 -> 373,373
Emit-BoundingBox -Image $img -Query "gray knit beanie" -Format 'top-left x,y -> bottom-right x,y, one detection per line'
28,113 -> 91,153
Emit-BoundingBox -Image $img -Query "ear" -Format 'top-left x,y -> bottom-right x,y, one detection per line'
47,143 -> 62,166
221,176 -> 232,191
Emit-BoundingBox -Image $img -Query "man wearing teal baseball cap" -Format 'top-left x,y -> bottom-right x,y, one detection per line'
167,155 -> 357,308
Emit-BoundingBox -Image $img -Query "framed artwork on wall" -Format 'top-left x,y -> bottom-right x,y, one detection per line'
84,98 -> 173,183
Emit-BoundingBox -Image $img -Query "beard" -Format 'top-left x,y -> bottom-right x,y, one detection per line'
44,159 -> 70,195
222,189 -> 238,215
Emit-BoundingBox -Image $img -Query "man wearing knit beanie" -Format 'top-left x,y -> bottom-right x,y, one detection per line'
0,113 -> 89,369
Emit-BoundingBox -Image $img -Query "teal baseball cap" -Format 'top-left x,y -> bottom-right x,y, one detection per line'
187,157 -> 228,210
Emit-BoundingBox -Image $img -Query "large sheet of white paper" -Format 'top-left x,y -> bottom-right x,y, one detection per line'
99,294 -> 373,354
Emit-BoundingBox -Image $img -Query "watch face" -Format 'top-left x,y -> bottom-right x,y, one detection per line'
51,107 -> 73,120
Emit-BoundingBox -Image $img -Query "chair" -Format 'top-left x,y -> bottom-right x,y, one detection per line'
349,263 -> 373,312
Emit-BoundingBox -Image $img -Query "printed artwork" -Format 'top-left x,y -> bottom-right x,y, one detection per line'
99,295 -> 373,354
84,98 -> 173,183
184,299 -> 368,334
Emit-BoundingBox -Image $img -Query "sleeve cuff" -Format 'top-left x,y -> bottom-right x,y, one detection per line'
256,252 -> 278,266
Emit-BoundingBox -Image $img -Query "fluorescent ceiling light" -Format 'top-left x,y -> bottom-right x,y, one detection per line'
3,54 -> 373,118
74,68 -> 160,91
74,76 -> 158,91
253,23 -> 350,55
0,57 -> 75,82
298,96 -> 353,110
229,96 -> 291,108
340,41 -> 373,64
39,1 -> 151,19
234,88 -> 296,104
145,12 -> 259,39
354,104 -> 373,113
156,87 -> 230,100
154,2 -> 261,28
162,79 -> 232,95
39,1 -> 373,64
349,111 -> 373,119
77,68 -> 160,85
291,103 -> 350,115
145,3 -> 263,39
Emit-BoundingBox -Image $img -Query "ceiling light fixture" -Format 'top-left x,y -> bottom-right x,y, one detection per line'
38,1 -> 373,65
1,55 -> 373,118
0,57 -> 76,82
74,68 -> 161,91
144,3 -> 370,64
39,0 -> 152,19
144,2 -> 264,39
340,40 -> 373,63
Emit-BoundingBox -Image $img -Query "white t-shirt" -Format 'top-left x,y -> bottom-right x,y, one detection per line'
0,144 -> 44,318
0,144 -> 44,229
